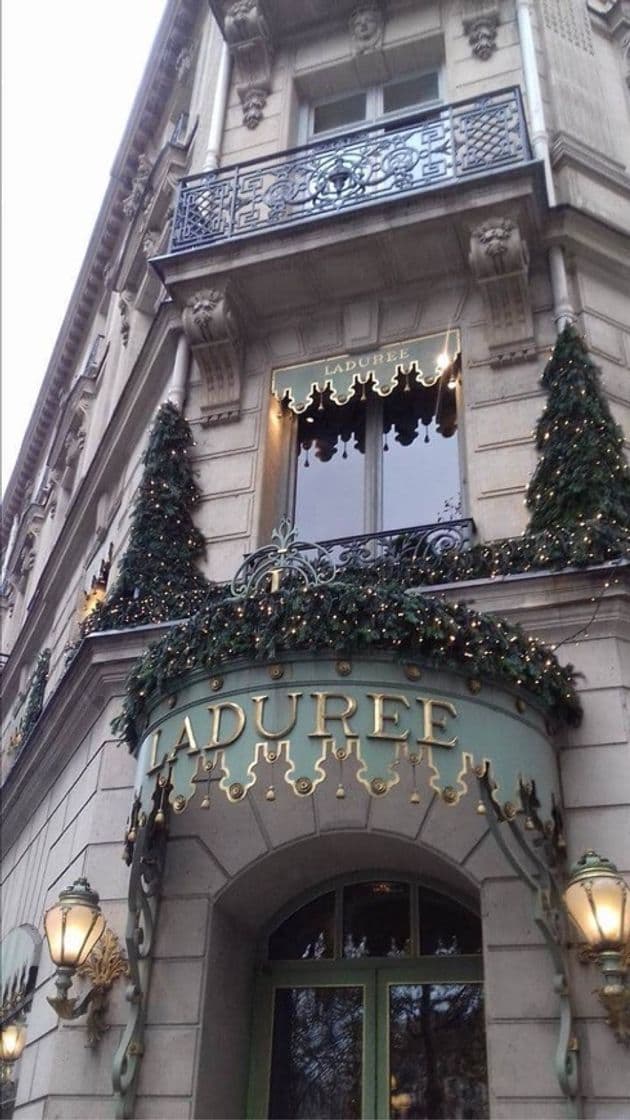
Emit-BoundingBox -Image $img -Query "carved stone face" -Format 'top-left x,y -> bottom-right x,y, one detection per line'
477,219 -> 513,256
349,2 -> 382,48
242,87 -> 267,129
470,18 -> 497,60
188,291 -> 221,321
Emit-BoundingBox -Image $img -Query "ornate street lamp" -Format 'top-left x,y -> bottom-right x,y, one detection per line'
563,851 -> 630,1045
0,1018 -> 27,1066
43,877 -> 127,1046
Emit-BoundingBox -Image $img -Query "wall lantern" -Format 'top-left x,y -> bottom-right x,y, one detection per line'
0,1017 -> 27,1066
43,877 -> 127,1047
563,851 -> 630,1045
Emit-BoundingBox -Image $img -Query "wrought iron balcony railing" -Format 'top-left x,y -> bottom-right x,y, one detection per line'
169,87 -> 530,254
315,519 -> 475,574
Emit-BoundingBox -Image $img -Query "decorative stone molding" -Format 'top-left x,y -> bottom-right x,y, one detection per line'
182,286 -> 243,422
469,216 -> 536,366
122,153 -> 153,220
349,1 -> 385,54
175,43 -> 194,83
542,0 -> 594,52
597,0 -> 630,84
462,1 -> 499,61
223,0 -> 273,129
119,292 -> 132,347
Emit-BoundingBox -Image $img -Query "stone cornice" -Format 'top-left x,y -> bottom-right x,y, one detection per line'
1,0 -> 200,542
0,304 -> 182,704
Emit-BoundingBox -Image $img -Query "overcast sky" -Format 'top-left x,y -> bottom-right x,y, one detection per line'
1,0 -> 167,494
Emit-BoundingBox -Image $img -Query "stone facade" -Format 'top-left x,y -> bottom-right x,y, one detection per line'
1,2 -> 629,1119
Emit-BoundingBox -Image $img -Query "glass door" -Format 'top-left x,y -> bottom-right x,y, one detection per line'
377,963 -> 488,1120
248,965 -> 376,1119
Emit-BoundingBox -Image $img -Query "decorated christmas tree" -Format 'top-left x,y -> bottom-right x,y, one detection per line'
84,402 -> 212,633
526,325 -> 630,533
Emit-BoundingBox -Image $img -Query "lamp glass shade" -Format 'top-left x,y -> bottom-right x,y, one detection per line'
563,852 -> 630,951
44,877 -> 106,968
0,1022 -> 27,1063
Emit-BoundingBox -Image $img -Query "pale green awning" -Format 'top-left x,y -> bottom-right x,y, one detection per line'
272,329 -> 461,413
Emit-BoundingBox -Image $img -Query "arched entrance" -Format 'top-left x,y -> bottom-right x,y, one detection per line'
248,874 -> 488,1119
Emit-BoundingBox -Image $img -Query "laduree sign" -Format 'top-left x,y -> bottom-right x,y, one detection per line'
133,656 -> 560,823
271,330 -> 460,412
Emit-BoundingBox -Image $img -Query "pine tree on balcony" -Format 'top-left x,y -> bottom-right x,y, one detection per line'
83,402 -> 212,634
526,325 -> 630,535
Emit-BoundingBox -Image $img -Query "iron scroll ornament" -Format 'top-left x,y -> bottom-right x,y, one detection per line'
477,774 -> 581,1116
112,775 -> 171,1120
230,519 -> 336,597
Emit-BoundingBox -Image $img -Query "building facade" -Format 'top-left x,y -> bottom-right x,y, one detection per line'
1,1 -> 630,1118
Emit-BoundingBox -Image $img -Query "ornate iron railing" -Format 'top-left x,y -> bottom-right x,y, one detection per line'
169,87 -> 530,253
315,519 -> 475,573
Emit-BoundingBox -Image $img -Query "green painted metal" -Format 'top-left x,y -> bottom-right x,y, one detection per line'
133,654 -> 561,826
271,330 -> 460,412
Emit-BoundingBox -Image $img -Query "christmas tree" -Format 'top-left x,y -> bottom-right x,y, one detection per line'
526,325 -> 630,533
84,402 -> 212,633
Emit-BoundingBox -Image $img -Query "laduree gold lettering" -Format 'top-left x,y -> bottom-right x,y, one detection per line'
147,729 -> 164,775
252,693 -> 302,738
207,702 -> 246,748
367,693 -> 410,741
166,716 -> 200,762
416,696 -> 458,748
309,692 -> 358,738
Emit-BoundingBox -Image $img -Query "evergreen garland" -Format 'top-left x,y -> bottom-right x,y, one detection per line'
83,403 -> 212,634
113,575 -> 582,749
526,325 -> 630,533
19,649 -> 51,743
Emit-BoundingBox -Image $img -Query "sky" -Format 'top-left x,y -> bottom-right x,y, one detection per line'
1,0 -> 168,494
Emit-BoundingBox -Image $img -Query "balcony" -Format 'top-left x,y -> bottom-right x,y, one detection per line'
169,87 -> 531,256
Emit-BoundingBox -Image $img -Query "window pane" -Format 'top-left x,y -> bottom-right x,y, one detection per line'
383,421 -> 460,530
294,387 -> 367,541
269,986 -> 364,1119
269,892 -> 336,960
389,983 -> 488,1119
383,72 -> 439,115
313,92 -> 367,134
418,888 -> 482,956
343,881 -> 410,958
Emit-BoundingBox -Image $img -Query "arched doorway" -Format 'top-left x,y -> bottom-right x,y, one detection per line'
248,875 -> 488,1119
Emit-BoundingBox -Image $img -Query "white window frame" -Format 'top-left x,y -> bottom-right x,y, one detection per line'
298,66 -> 443,145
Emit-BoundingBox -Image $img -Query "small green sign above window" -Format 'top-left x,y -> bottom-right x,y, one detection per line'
272,330 -> 461,413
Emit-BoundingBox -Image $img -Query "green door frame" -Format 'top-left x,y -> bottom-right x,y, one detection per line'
247,956 -> 483,1120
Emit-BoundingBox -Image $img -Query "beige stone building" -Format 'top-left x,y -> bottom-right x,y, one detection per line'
1,1 -> 629,1118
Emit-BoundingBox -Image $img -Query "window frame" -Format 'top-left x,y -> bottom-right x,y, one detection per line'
299,65 -> 444,143
288,378 -> 465,542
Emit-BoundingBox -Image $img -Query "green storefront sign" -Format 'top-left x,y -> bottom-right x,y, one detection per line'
134,655 -> 560,822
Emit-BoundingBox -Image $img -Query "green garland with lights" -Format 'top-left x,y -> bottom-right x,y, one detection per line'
112,575 -> 582,749
526,325 -> 630,533
8,648 -> 51,752
82,402 -> 211,635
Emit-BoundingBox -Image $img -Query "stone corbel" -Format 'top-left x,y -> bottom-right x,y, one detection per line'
223,0 -> 273,129
462,0 -> 500,60
469,216 -> 536,366
182,286 -> 244,423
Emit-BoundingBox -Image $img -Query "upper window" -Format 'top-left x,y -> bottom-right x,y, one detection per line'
305,70 -> 441,140
292,369 -> 461,543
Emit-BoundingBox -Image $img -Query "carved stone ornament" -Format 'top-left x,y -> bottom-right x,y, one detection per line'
122,153 -> 153,221
462,0 -> 499,60
469,216 -> 536,366
223,0 -> 273,130
349,1 -> 385,54
175,43 -> 193,83
182,287 -> 244,422
119,293 -> 132,347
